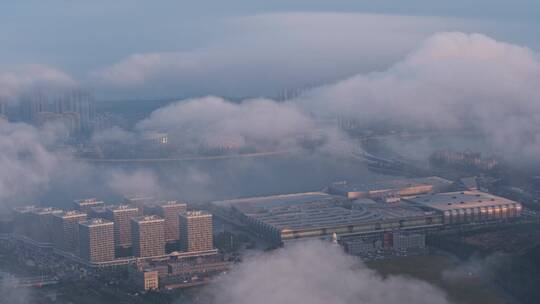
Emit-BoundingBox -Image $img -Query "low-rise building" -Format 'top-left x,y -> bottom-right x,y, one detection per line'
130,268 -> 159,291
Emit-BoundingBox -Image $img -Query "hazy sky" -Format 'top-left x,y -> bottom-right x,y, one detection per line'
1,1 -> 539,99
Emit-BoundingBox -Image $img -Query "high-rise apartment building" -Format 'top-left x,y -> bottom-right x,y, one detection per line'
131,215 -> 165,258
52,211 -> 87,253
124,196 -> 155,216
156,201 -> 187,243
12,206 -> 39,237
178,211 -> 213,252
105,205 -> 139,248
28,207 -> 63,244
18,88 -> 95,133
79,218 -> 115,263
73,198 -> 105,213
89,206 -> 108,219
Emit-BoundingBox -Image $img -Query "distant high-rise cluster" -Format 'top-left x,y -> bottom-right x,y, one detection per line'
11,198 -> 214,265
17,88 -> 95,136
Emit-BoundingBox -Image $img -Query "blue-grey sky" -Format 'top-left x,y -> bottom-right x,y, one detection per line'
1,0 -> 539,99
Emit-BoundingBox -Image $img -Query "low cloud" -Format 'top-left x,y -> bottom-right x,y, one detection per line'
298,32 -> 540,163
91,12 -> 469,98
3,31 -> 540,210
106,169 -> 165,199
136,96 -> 353,156
0,276 -> 31,304
0,64 -> 77,103
109,31 -> 540,163
0,122 -> 67,209
205,241 -> 449,304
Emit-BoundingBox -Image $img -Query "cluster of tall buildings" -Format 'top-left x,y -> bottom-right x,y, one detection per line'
12,198 -> 214,265
1,89 -> 96,136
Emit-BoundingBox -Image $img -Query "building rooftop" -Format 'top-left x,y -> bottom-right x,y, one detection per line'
29,207 -> 63,215
13,206 -> 38,213
80,218 -> 113,227
330,176 -> 452,193
181,211 -> 212,218
90,205 -> 108,212
54,210 -> 87,218
213,192 -> 336,208
74,198 -> 104,205
132,215 -> 164,223
459,177 -> 478,190
234,198 -> 429,232
158,200 -> 187,207
404,191 -> 520,211
124,196 -> 154,203
107,204 -> 139,212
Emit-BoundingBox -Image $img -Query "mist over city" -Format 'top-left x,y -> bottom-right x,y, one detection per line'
1,1 -> 540,304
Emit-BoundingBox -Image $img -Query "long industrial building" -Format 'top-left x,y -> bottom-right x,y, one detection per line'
226,192 -> 442,244
328,177 -> 452,199
223,179 -> 522,244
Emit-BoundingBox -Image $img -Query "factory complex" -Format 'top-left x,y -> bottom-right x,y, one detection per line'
2,176 -> 525,291
219,177 -> 522,244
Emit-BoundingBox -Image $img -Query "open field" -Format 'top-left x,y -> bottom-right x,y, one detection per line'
367,254 -> 514,304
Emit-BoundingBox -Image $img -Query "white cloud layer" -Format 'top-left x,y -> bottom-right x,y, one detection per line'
0,122 -> 66,208
92,13 -> 470,98
0,64 -> 77,102
2,30 -> 540,210
136,96 -> 350,153
207,241 -> 449,304
298,32 -> 540,162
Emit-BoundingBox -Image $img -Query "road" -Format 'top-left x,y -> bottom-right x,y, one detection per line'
77,150 -> 297,163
